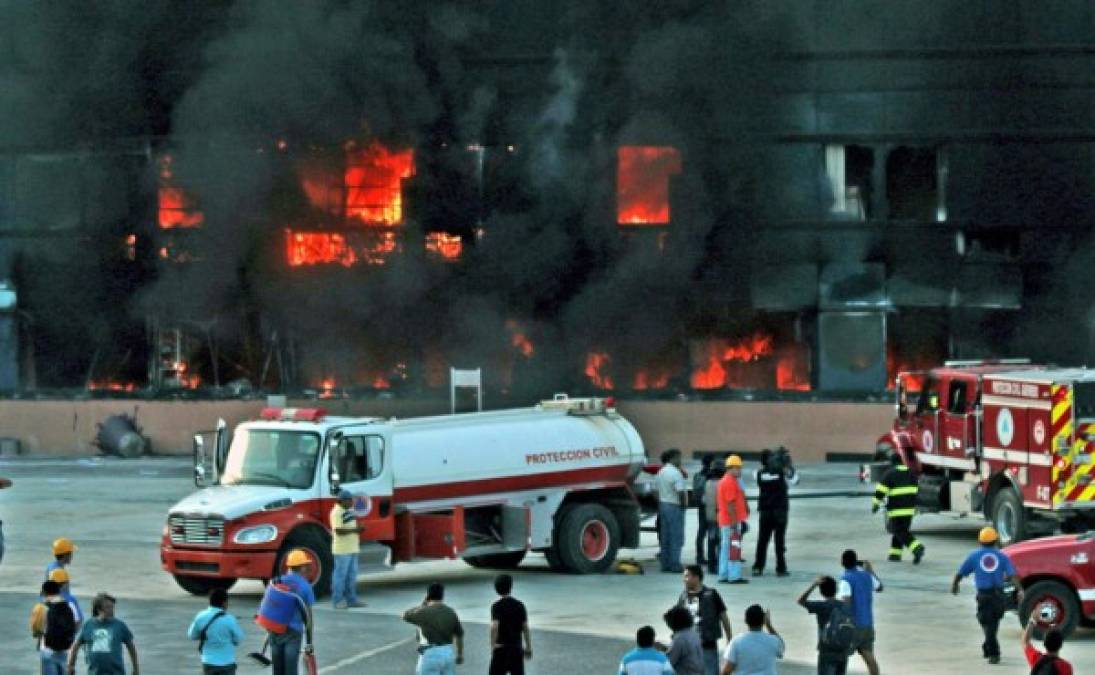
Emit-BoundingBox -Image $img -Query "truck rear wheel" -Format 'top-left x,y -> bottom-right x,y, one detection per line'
276,528 -> 333,598
1020,580 -> 1080,639
556,503 -> 620,574
465,551 -> 528,569
991,489 -> 1028,545
173,575 -> 236,596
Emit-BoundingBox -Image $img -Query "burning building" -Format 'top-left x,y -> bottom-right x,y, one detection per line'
0,3 -> 1094,399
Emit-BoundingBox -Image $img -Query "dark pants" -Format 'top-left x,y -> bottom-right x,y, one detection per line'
695,506 -> 709,563
706,525 -> 719,575
754,509 -> 788,573
489,646 -> 525,675
817,652 -> 848,675
203,665 -> 238,675
271,629 -> 303,675
976,590 -> 1005,658
888,516 -> 923,557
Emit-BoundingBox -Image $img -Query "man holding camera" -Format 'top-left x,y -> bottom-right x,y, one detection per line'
753,447 -> 799,577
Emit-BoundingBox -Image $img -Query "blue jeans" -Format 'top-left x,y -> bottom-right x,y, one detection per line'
332,553 -> 359,606
658,502 -> 685,571
718,525 -> 742,581
270,629 -> 302,675
416,645 -> 456,675
702,647 -> 720,675
40,651 -> 66,675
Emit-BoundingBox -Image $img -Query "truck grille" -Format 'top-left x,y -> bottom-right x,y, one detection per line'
168,515 -> 225,546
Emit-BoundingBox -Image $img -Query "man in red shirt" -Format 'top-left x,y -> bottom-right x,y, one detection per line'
1022,620 -> 1072,674
717,455 -> 749,584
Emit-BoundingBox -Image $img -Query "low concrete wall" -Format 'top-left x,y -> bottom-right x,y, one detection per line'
0,398 -> 893,461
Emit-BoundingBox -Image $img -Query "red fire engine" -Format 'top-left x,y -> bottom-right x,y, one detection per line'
872,361 -> 1095,545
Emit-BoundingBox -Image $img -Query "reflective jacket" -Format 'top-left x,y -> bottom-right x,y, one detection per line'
873,464 -> 917,518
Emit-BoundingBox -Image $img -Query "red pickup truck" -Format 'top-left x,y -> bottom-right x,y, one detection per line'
1006,532 -> 1095,637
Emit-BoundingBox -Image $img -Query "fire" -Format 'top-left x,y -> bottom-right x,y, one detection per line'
87,381 -> 138,392
286,231 -> 357,267
775,346 -> 811,392
372,375 -> 391,389
425,232 -> 463,261
505,320 -> 534,357
345,142 -> 415,225
617,146 -> 682,225
633,369 -> 671,390
157,156 -> 204,229
585,352 -> 615,390
690,334 -> 774,389
886,348 -> 939,390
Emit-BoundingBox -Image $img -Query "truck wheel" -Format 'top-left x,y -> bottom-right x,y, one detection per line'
1020,580 -> 1080,639
173,575 -> 236,596
556,503 -> 620,574
991,489 -> 1028,545
544,545 -> 566,572
464,551 -> 528,569
277,528 -> 333,598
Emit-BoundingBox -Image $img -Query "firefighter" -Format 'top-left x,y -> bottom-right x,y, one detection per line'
952,527 -> 1022,665
871,455 -> 925,563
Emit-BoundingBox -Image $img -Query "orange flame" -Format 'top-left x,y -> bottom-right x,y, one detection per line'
345,142 -> 415,225
286,231 -> 357,267
87,381 -> 138,392
505,320 -> 534,357
585,352 -> 615,390
633,369 -> 671,390
617,146 -> 682,225
425,232 -> 463,261
158,156 -> 204,229
690,334 -> 775,389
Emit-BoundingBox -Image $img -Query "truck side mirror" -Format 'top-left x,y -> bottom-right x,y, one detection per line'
193,434 -> 210,488
328,431 -> 344,495
214,418 -> 228,475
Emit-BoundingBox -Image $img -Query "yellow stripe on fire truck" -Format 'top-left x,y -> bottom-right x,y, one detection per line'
1052,384 -> 1076,506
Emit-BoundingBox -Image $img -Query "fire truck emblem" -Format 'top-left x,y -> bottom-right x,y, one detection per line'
997,408 -> 1015,447
922,430 -> 934,452
1033,419 -> 1046,446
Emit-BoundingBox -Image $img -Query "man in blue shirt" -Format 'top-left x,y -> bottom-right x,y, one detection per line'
951,526 -> 1022,665
618,625 -> 673,675
837,550 -> 882,675
264,549 -> 315,675
188,587 -> 244,674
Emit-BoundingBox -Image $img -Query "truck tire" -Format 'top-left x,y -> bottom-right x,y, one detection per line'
173,575 -> 236,596
991,489 -> 1028,545
464,551 -> 528,569
1020,580 -> 1081,639
276,528 -> 333,598
543,545 -> 566,572
556,503 -> 620,574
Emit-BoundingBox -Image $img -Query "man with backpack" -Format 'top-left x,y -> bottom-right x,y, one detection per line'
1022,621 -> 1073,675
188,587 -> 244,674
256,549 -> 315,675
31,579 -> 78,675
48,568 -> 84,629
67,592 -> 139,675
837,550 -> 882,675
797,575 -> 853,675
677,565 -> 733,675
952,526 -> 1022,665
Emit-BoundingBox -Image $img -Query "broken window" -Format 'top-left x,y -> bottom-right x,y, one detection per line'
425,232 -> 463,261
824,145 -> 873,220
158,155 -> 204,229
617,146 -> 682,225
344,142 -> 415,225
886,146 -> 945,221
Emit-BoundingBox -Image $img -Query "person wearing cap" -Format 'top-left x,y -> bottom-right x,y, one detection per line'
330,488 -> 364,609
267,549 -> 316,675
34,579 -> 78,675
46,538 -> 77,580
716,455 -> 749,584
952,526 -> 1022,665
49,568 -> 84,630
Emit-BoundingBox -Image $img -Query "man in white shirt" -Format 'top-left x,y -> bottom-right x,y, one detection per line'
722,605 -> 783,675
656,448 -> 689,573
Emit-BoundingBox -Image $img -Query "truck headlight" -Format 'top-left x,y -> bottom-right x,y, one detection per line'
233,525 -> 278,544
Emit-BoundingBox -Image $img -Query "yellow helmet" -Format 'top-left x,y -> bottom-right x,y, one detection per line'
52,538 -> 77,556
285,549 -> 312,568
725,455 -> 743,468
978,527 -> 999,545
48,568 -> 70,583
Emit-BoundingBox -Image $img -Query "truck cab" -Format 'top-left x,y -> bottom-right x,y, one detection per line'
1006,532 -> 1095,638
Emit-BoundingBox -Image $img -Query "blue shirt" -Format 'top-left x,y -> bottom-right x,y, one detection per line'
187,606 -> 244,666
281,572 -> 315,633
77,617 -> 133,674
957,546 -> 1015,591
840,568 -> 880,627
62,589 -> 84,623
618,647 -> 674,675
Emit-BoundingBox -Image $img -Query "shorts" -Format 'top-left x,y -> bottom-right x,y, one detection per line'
854,626 -> 875,653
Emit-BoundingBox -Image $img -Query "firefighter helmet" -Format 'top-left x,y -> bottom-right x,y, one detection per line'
725,455 -> 743,468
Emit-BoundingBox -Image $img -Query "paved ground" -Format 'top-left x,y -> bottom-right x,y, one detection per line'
2,456 -> 1094,674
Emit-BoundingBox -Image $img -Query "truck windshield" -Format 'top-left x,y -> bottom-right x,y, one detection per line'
221,429 -> 321,489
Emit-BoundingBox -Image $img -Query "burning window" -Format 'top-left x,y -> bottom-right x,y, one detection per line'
345,142 -> 415,225
425,232 -> 463,261
157,156 -> 204,229
617,146 -> 682,225
505,320 -> 534,358
886,146 -> 945,221
284,229 -> 400,267
688,334 -> 811,391
825,145 -> 873,220
585,352 -> 615,390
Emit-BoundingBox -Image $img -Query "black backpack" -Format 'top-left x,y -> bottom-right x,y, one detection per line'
1031,654 -> 1059,675
820,602 -> 857,656
43,602 -> 76,651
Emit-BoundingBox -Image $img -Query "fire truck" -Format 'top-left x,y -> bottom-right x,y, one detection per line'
871,361 -> 1095,545
161,396 -> 648,595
